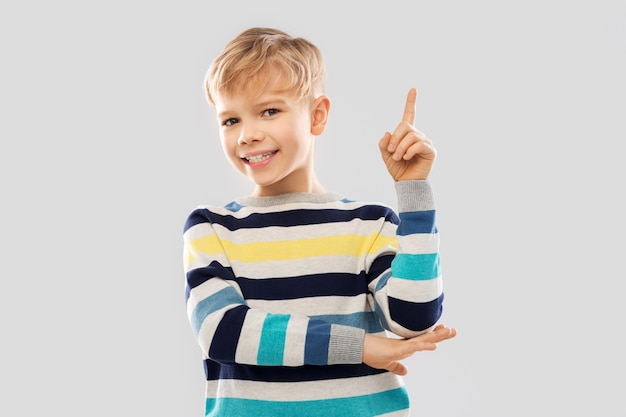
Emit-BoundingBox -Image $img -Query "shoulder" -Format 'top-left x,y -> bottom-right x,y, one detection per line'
338,198 -> 400,224
183,202 -> 239,233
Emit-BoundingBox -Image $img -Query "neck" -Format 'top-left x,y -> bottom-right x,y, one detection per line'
252,178 -> 327,197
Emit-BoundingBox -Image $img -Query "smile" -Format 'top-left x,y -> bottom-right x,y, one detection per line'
244,151 -> 275,163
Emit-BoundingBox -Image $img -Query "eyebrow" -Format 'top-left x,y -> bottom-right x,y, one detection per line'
217,97 -> 290,119
253,96 -> 289,108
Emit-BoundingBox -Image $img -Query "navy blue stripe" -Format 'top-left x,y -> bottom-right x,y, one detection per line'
208,305 -> 248,364
388,293 -> 444,331
397,210 -> 437,235
185,262 -> 235,301
187,264 -> 387,303
204,360 -> 387,382
368,255 -> 394,284
187,261 -> 235,289
183,208 -> 212,232
237,272 -> 368,300
186,205 -> 399,232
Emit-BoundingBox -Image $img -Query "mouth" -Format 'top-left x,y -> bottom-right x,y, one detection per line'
242,151 -> 277,164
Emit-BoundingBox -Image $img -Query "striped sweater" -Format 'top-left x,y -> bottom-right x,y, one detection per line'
182,180 -> 444,417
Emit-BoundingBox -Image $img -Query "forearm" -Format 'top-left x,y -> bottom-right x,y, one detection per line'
373,180 -> 444,337
188,279 -> 365,366
185,228 -> 365,367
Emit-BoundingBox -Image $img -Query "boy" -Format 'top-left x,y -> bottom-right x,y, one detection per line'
183,27 -> 457,417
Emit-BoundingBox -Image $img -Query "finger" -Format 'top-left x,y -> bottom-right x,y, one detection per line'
390,131 -> 425,161
387,361 -> 408,376
428,327 -> 457,343
400,140 -> 436,161
378,132 -> 392,154
408,326 -> 455,345
402,87 -> 417,125
386,123 -> 416,153
435,325 -> 457,337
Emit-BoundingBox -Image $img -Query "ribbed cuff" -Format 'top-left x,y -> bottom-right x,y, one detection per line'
327,324 -> 365,365
395,180 -> 435,212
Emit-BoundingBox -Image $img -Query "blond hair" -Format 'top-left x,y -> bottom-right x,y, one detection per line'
204,27 -> 326,106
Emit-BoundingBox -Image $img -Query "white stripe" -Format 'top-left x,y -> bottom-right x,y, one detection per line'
372,289 -> 392,331
185,252 -> 231,273
282,315 -> 308,366
396,232 -> 439,254
183,221 -> 215,241
196,305 -> 236,354
230,255 -> 367,278
186,278 -> 241,318
206,372 -> 404,401
235,310 -> 266,365
212,217 -> 387,245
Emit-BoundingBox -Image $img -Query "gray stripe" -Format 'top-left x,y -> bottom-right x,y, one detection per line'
395,180 -> 435,212
327,324 -> 365,365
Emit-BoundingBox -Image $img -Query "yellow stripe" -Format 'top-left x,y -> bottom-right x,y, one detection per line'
185,234 -> 224,266
187,233 -> 398,264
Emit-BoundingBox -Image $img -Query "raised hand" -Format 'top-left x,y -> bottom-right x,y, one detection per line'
362,324 -> 457,375
378,88 -> 436,181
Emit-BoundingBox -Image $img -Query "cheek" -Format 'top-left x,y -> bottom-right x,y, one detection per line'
278,119 -> 309,144
220,132 -> 237,154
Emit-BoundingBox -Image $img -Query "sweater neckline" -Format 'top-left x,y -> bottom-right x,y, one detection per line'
236,192 -> 344,208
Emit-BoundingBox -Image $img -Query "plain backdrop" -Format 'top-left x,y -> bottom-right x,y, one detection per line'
1,1 -> 625,416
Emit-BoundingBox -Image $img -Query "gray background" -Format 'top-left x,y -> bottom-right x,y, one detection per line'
2,1 -> 625,416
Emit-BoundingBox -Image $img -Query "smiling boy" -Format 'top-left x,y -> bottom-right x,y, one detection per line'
214,71 -> 328,196
183,27 -> 456,417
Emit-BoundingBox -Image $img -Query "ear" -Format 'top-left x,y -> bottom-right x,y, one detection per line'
310,96 -> 330,136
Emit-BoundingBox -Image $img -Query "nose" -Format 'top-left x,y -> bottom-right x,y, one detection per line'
237,123 -> 263,145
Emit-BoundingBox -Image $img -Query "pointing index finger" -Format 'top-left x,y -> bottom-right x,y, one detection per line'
402,87 -> 417,125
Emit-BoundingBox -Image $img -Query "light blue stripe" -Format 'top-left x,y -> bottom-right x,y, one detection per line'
304,320 -> 330,365
375,270 -> 392,292
391,253 -> 439,280
191,286 -> 243,335
223,200 -> 244,212
257,313 -> 290,366
311,312 -> 384,333
397,210 -> 436,235
205,386 -> 409,417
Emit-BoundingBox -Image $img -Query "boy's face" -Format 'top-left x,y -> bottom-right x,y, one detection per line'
213,75 -> 323,197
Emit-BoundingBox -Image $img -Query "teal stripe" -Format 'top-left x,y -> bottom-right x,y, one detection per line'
391,253 -> 439,280
191,286 -> 243,335
205,386 -> 409,417
257,313 -> 290,365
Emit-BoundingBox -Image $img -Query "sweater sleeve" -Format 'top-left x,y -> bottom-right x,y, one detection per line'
183,208 -> 364,367
368,180 -> 444,338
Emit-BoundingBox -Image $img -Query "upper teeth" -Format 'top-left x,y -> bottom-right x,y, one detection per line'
246,152 -> 273,163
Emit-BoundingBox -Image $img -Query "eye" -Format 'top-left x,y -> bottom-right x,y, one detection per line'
222,118 -> 238,127
262,108 -> 279,117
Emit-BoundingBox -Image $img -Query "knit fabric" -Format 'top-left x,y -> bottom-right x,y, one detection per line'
182,180 -> 444,417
